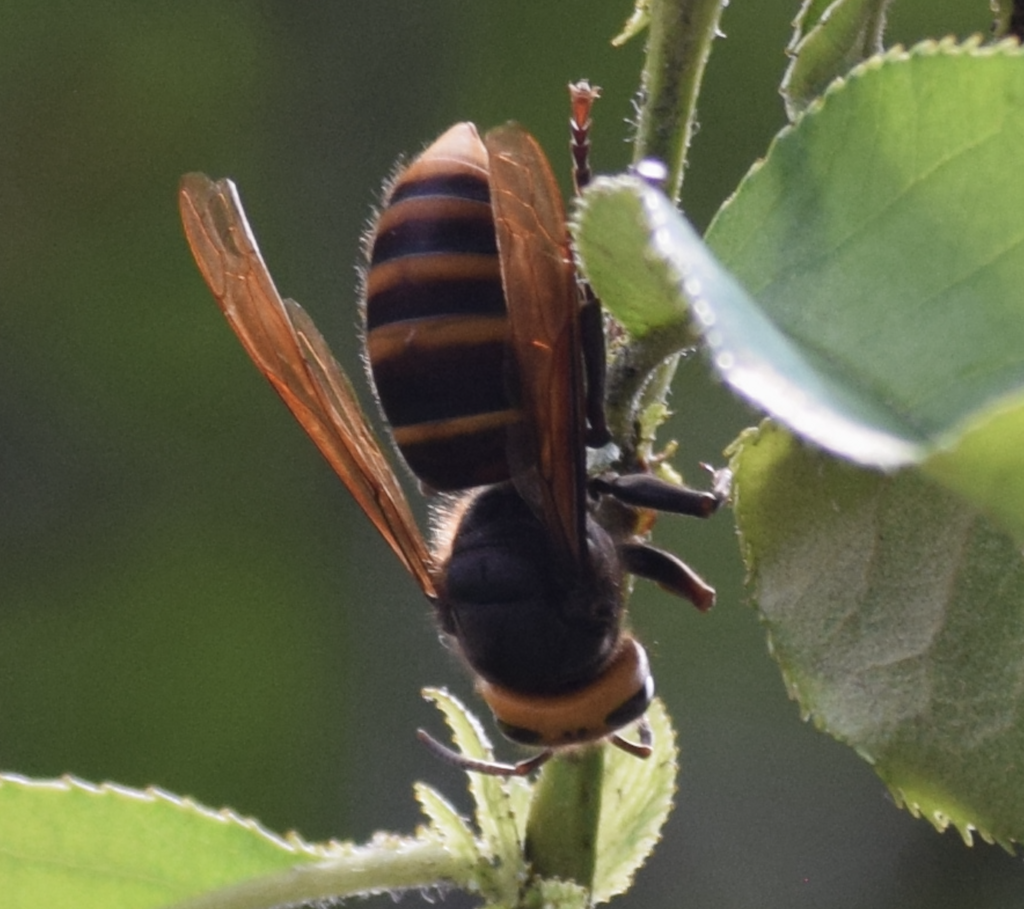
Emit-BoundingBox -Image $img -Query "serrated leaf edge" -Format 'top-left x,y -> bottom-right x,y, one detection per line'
0,771 -> 339,858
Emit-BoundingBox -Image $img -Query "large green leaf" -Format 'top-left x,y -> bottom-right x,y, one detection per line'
731,422 -> 1024,847
706,41 -> 1024,515
715,44 -> 1024,844
0,774 -> 328,908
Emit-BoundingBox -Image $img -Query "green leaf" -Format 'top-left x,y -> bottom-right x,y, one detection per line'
420,687 -> 525,880
573,174 -> 703,346
782,0 -> 891,118
414,783 -> 479,867
0,773 -> 329,908
731,422 -> 1024,847
791,0 -> 836,33
592,698 -> 676,903
704,40 -> 1024,482
571,173 -> 696,446
612,0 -> 649,47
0,772 -> 468,909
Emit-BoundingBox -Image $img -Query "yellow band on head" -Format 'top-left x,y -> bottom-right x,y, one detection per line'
476,637 -> 652,748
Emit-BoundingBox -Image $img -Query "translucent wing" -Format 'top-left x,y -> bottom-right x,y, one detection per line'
484,125 -> 587,565
178,173 -> 437,599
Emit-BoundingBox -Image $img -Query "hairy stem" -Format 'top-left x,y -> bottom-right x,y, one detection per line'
609,0 -> 726,457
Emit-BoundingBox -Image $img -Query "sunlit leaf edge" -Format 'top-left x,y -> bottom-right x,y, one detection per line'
576,175 -> 925,468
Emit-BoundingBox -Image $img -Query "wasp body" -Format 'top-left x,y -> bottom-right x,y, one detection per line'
179,94 -> 726,774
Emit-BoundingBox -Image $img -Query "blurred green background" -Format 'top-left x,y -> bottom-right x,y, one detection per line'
3,2 -> 1021,907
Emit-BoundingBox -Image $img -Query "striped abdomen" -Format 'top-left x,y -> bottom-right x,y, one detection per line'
364,123 -> 520,491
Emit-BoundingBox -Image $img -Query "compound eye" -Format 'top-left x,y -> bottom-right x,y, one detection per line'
494,719 -> 544,747
604,672 -> 654,731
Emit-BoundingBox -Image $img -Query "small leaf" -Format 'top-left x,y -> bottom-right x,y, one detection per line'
420,689 -> 524,886
782,0 -> 891,118
414,783 -> 479,866
593,698 -> 677,903
612,0 -> 649,47
731,422 -> 1024,847
791,0 -> 836,36
573,174 -> 702,346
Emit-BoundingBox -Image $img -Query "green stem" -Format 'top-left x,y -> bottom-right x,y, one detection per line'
609,0 -> 726,457
631,0 -> 727,203
524,747 -> 605,890
167,839 -> 465,909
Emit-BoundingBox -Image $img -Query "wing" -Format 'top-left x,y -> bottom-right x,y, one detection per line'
483,125 -> 587,566
178,173 -> 437,599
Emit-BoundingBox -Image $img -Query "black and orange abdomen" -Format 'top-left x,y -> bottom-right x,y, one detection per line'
364,123 -> 520,492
